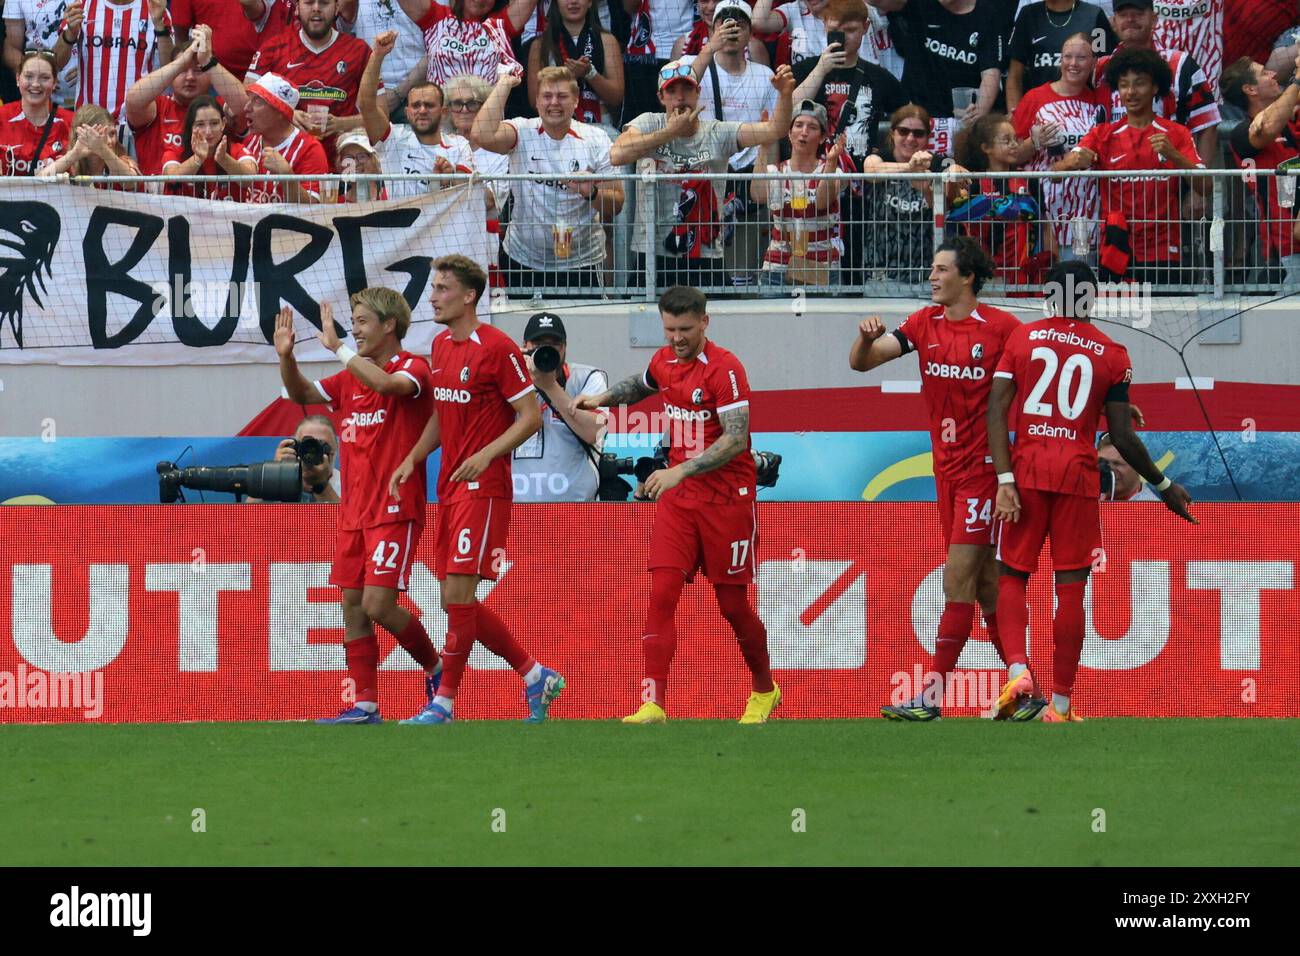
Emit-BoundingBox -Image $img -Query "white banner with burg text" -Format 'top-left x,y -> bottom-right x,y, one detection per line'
0,180 -> 489,365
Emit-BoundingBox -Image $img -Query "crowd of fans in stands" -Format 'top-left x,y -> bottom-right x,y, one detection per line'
0,0 -> 1297,287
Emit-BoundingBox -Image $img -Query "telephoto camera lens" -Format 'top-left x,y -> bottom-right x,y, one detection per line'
532,344 -> 562,373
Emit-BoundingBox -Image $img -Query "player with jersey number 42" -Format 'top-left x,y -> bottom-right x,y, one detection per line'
577,285 -> 780,725
986,261 -> 1197,724
275,289 -> 446,725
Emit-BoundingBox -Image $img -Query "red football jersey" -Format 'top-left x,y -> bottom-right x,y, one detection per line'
429,324 -> 535,504
995,318 -> 1133,497
644,340 -> 757,505
316,351 -> 435,531
160,141 -> 255,201
243,127 -> 328,202
171,0 -> 263,78
0,103 -> 75,175
1077,117 -> 1201,264
895,304 -> 1023,482
130,94 -> 188,176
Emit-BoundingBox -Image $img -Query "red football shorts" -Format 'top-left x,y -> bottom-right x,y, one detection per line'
330,520 -> 423,591
936,472 -> 998,548
435,496 -> 511,581
648,493 -> 758,584
996,487 -> 1101,574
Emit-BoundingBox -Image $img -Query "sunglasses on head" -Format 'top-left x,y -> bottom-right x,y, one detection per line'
659,62 -> 694,84
23,50 -> 57,61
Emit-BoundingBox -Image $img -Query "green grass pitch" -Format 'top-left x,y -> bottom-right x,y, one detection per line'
1,720 -> 1296,866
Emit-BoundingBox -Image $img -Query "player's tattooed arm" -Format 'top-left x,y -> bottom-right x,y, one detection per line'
603,374 -> 657,407
679,404 -> 749,478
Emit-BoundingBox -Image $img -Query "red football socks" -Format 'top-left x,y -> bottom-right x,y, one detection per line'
438,602 -> 478,699
714,583 -> 774,693
641,569 -> 685,706
394,614 -> 440,673
982,611 -> 1005,665
1053,580 -> 1087,697
931,602 -> 975,690
344,634 -> 379,706
996,575 -> 1030,668
476,602 -> 534,676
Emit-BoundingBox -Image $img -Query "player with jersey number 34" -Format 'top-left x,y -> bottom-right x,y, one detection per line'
987,261 -> 1197,723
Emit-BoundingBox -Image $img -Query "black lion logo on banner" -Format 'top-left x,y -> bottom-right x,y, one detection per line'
0,201 -> 60,348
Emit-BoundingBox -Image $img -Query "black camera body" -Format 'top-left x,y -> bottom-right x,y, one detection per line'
293,435 -> 332,470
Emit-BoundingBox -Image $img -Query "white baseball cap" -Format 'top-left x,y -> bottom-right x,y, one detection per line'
248,73 -> 300,120
714,0 -> 754,22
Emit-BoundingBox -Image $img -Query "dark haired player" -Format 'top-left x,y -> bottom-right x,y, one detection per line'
390,255 -> 566,724
578,285 -> 779,724
851,237 -> 1029,721
987,261 -> 1196,722
275,288 -> 443,724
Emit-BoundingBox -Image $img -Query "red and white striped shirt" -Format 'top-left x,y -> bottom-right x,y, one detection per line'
762,161 -> 843,267
243,128 -> 329,203
64,0 -> 170,118
1012,83 -> 1106,247
415,2 -> 520,87
1152,0 -> 1224,95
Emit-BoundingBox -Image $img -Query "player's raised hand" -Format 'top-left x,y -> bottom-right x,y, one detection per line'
316,303 -> 343,353
273,308 -> 297,357
859,316 -> 887,341
995,482 -> 1021,523
389,457 -> 415,499
450,449 -> 493,483
1160,482 -> 1198,524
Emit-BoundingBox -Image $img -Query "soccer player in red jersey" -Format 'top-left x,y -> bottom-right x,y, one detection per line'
987,261 -> 1196,722
576,285 -> 780,725
389,255 -> 565,724
850,237 -> 1026,721
124,25 -> 249,176
246,0 -> 378,164
274,287 -> 446,724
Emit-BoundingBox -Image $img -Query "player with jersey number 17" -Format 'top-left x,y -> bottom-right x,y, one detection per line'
577,285 -> 780,725
274,288 -> 446,725
389,255 -> 566,725
987,261 -> 1196,723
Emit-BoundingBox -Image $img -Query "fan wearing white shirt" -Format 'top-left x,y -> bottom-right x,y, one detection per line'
359,29 -> 474,198
474,66 -> 624,291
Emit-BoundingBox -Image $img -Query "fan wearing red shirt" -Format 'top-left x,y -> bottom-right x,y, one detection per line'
575,286 -> 780,726
124,25 -> 249,175
242,72 -> 330,202
160,95 -> 258,200
171,0 -> 264,78
390,255 -> 565,726
275,287 -> 445,725
246,0 -> 376,164
851,237 -> 1025,721
1053,47 -> 1205,284
0,51 -> 75,176
987,261 -> 1196,723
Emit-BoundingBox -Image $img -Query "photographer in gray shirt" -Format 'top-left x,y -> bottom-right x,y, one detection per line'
513,312 -> 610,503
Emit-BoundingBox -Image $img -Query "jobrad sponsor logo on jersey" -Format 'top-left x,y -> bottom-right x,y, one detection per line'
1028,326 -> 1106,355
433,386 -> 472,403
347,409 -> 388,427
662,403 -> 712,422
925,361 -> 986,380
924,38 -> 975,65
88,34 -> 149,50
1153,1 -> 1210,20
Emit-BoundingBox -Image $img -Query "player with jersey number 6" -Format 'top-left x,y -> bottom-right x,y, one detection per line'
275,288 -> 447,725
577,285 -> 780,725
987,261 -> 1197,723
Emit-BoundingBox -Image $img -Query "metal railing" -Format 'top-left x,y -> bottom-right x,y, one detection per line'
5,167 -> 1295,301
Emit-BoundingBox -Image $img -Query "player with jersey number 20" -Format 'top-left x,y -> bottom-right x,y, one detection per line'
577,286 -> 780,725
275,288 -> 446,725
389,255 -> 566,725
987,261 -> 1197,723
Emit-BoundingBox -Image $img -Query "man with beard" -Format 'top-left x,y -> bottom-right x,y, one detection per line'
125,25 -> 249,175
246,0 -> 376,163
359,30 -> 472,198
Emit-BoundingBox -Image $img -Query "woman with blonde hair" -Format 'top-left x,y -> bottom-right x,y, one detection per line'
38,103 -> 140,186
